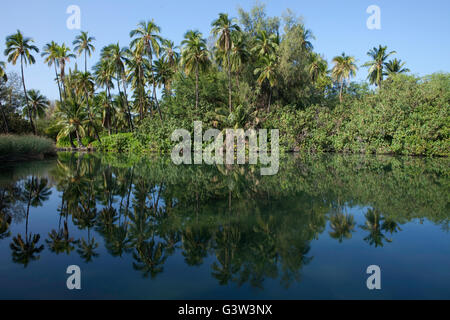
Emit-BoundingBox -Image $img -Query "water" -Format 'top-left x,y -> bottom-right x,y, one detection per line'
0,153 -> 449,299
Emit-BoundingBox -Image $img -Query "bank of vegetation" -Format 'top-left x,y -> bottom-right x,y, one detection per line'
0,134 -> 55,161
0,4 -> 448,157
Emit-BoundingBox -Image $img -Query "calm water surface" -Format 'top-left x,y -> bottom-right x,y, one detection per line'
0,153 -> 449,299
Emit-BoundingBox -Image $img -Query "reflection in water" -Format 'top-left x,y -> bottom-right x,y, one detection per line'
0,153 -> 448,295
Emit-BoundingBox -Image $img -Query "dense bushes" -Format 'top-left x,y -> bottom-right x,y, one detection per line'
0,134 -> 56,159
267,73 -> 450,156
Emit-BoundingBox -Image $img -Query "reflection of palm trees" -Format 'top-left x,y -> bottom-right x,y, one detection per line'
132,239 -> 166,278
10,233 -> 44,267
382,217 -> 402,235
0,212 -> 12,240
77,236 -> 99,263
361,209 -> 390,247
182,226 -> 211,266
46,221 -> 77,254
212,224 -> 241,285
9,176 -> 50,267
329,212 -> 356,243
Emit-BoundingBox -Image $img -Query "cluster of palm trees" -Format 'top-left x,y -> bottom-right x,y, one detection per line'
331,45 -> 410,102
1,15 -> 411,141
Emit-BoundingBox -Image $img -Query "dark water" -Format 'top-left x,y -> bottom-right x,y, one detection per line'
0,153 -> 449,299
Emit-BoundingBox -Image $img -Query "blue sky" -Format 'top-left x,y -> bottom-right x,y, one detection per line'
1,0 -> 449,100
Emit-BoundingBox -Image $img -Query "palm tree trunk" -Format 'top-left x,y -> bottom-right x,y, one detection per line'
227,51 -> 232,113
151,75 -> 163,122
21,55 -> 36,135
75,128 -> 85,148
195,64 -> 199,109
121,75 -> 134,131
54,62 -> 63,102
85,89 -> 101,143
85,50 -> 87,73
0,102 -> 9,133
339,81 -> 344,103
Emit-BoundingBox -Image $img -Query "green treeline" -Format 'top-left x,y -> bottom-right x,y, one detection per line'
0,4 -> 449,155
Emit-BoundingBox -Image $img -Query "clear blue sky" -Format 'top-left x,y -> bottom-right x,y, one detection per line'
1,0 -> 449,100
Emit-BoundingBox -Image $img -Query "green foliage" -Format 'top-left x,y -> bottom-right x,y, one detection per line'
267,74 -> 450,156
0,134 -> 55,158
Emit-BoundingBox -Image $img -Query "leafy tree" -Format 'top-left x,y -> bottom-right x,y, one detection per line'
181,30 -> 210,110
4,30 -> 39,134
362,45 -> 396,88
211,13 -> 241,112
73,31 -> 96,73
332,53 -> 358,102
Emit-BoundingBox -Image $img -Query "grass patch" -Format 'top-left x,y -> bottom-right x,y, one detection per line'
0,135 -> 56,160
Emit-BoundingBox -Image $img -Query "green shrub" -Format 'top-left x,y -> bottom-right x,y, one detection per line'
0,134 -> 56,158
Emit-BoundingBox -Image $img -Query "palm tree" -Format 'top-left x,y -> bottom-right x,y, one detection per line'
41,41 -> 63,101
254,55 -> 277,111
252,30 -> 279,58
56,44 -> 76,97
24,90 -> 49,129
308,52 -> 328,83
93,60 -> 115,134
130,20 -> 163,121
181,30 -> 210,110
153,57 -> 174,94
298,24 -> 315,51
0,61 -> 8,133
384,58 -> 410,76
56,96 -> 87,147
161,39 -> 180,71
229,32 -> 250,88
76,71 -> 101,142
362,45 -> 396,88
73,31 -> 96,73
331,53 -> 358,102
101,43 -> 134,130
4,30 -> 39,134
211,13 -> 241,113
125,42 -> 149,121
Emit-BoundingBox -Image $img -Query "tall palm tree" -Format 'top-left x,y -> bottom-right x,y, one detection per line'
73,31 -> 96,73
24,90 -> 49,129
384,58 -> 410,76
125,42 -> 149,121
56,44 -> 76,98
362,45 -> 396,88
4,30 -> 39,134
298,24 -> 315,51
130,20 -> 163,121
101,43 -> 134,130
211,13 -> 241,113
161,39 -> 180,71
0,61 -> 8,133
76,71 -> 101,142
181,30 -> 210,110
331,53 -> 358,102
153,57 -> 174,94
93,59 -> 115,134
41,41 -> 63,101
254,55 -> 277,112
229,32 -> 250,88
